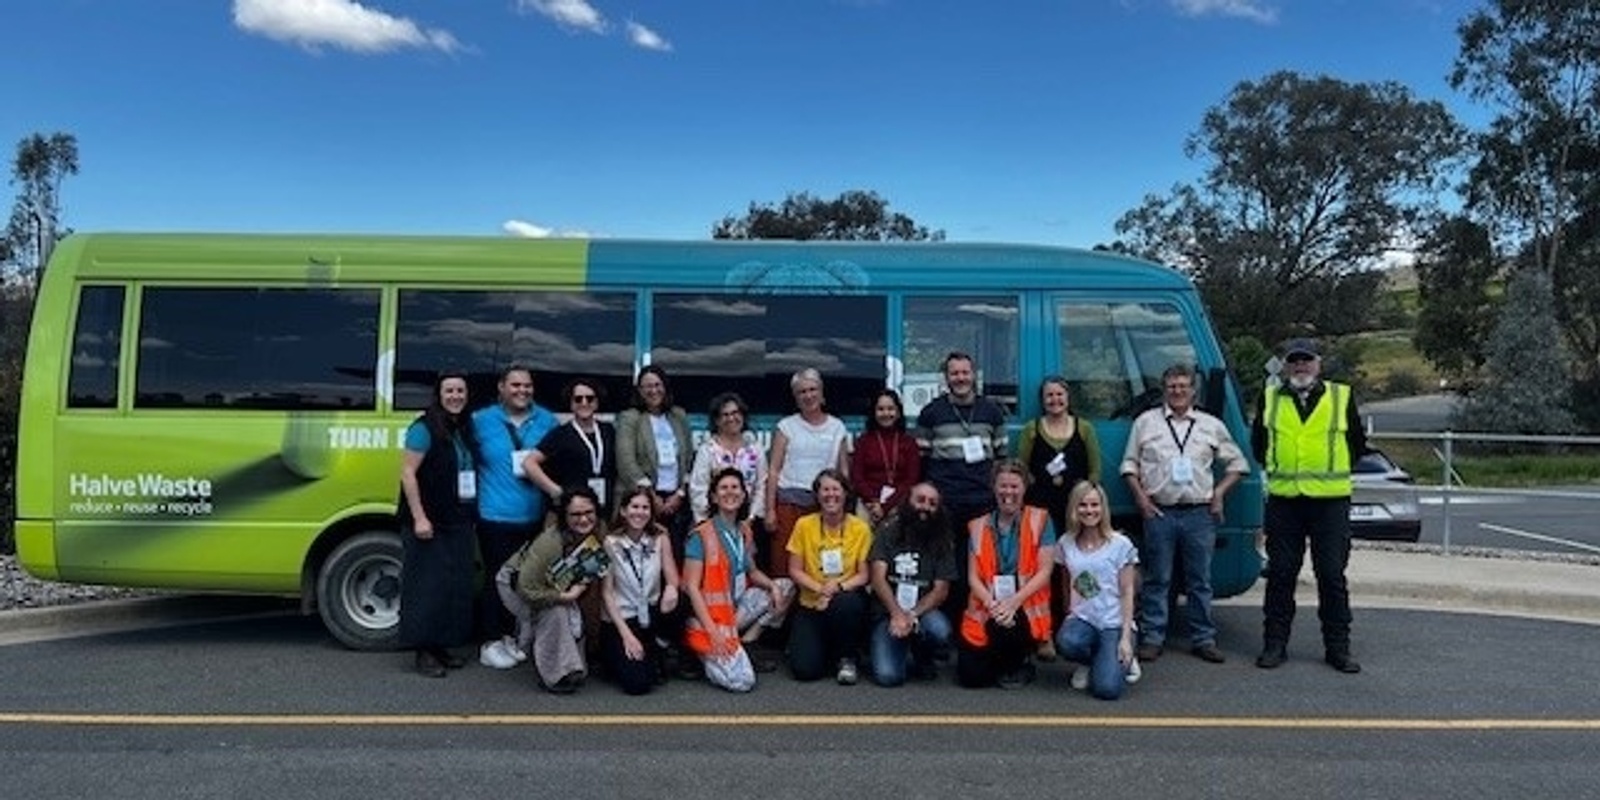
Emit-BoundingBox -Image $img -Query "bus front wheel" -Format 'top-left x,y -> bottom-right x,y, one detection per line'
316,531 -> 403,651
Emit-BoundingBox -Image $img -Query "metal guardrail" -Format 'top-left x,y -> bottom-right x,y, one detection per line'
1368,430 -> 1600,554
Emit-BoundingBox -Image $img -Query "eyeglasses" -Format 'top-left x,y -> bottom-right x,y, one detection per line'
1285,354 -> 1315,364
571,395 -> 597,404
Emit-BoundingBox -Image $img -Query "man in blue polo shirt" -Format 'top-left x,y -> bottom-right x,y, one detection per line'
472,364 -> 557,645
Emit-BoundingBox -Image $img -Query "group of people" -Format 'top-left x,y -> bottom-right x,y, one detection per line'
396,340 -> 1368,698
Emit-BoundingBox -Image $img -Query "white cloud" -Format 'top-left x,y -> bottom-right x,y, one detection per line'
625,21 -> 673,52
232,0 -> 461,54
517,0 -> 607,34
503,220 -> 592,238
1169,0 -> 1278,24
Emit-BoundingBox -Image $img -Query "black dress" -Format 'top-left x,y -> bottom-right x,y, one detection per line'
397,421 -> 478,651
1022,417 -> 1091,536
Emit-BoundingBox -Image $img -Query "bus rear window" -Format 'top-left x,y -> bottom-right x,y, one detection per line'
134,287 -> 380,410
67,285 -> 125,409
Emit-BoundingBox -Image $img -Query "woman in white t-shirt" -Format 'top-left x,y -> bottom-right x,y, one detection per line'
1054,481 -> 1140,700
764,368 -> 851,576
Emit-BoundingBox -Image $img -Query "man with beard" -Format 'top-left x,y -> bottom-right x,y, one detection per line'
867,482 -> 959,686
1252,338 -> 1370,674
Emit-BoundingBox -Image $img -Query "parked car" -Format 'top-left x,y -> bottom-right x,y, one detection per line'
1349,449 -> 1422,542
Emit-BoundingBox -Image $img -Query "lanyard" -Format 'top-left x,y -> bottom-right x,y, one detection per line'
502,420 -> 527,450
620,535 -> 650,587
874,431 -> 898,485
713,517 -> 746,570
1165,415 -> 1194,454
951,401 -> 975,435
450,432 -> 472,468
819,516 -> 847,550
573,421 -> 604,476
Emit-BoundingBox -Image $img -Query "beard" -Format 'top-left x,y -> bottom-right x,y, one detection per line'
1287,373 -> 1317,391
904,507 -> 948,542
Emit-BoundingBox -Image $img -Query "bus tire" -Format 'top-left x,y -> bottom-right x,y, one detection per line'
316,531 -> 404,651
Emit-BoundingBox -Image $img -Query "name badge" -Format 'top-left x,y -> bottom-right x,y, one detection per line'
895,581 -> 920,611
1170,455 -> 1195,485
457,470 -> 477,500
992,575 -> 1017,600
587,477 -> 609,506
1046,452 -> 1066,476
511,449 -> 534,479
820,548 -> 844,577
961,436 -> 986,464
878,485 -> 895,503
733,572 -> 748,599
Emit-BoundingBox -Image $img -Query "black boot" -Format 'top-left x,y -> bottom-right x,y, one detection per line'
1324,648 -> 1361,674
431,648 -> 466,669
415,650 -> 446,678
1255,642 -> 1288,669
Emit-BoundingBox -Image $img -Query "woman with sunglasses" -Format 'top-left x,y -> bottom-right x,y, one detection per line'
524,378 -> 618,519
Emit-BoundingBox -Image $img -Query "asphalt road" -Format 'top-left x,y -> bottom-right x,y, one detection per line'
1413,491 -> 1600,554
3,605 -> 1598,799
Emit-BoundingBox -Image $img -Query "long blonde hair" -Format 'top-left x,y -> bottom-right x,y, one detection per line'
1065,481 -> 1114,543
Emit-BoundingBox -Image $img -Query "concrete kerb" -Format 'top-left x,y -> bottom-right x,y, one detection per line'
6,544 -> 1599,646
1218,541 -> 1600,627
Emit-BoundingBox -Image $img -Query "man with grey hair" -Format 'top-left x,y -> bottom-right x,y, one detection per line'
1122,363 -> 1249,664
1251,338 -> 1369,674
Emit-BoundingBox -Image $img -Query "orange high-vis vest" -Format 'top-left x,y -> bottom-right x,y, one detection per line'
684,518 -> 745,657
962,507 -> 1053,647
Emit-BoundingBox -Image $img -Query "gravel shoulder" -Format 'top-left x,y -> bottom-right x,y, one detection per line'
1,554 -> 160,611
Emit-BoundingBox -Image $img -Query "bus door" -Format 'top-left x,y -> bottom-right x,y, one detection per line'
1043,294 -> 1201,520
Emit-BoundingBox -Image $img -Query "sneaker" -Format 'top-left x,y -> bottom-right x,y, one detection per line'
836,658 -> 859,686
502,635 -> 528,663
478,640 -> 518,670
1125,657 -> 1142,684
1070,665 -> 1090,691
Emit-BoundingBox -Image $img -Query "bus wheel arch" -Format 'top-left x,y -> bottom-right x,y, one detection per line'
307,517 -> 403,651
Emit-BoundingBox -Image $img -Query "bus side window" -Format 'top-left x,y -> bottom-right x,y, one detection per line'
393,290 -> 637,412
135,287 -> 381,411
651,293 -> 886,420
67,285 -> 125,409
1056,301 -> 1197,419
900,295 -> 1020,419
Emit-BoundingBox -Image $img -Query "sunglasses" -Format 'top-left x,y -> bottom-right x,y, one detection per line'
571,394 -> 597,404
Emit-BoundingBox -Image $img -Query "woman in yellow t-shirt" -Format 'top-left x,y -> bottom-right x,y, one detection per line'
785,468 -> 873,684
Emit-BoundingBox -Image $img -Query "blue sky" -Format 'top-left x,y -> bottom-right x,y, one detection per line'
3,0 -> 1481,247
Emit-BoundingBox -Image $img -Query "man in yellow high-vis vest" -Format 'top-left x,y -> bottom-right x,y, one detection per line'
1250,339 -> 1369,674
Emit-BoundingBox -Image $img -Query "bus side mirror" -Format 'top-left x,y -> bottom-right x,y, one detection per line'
1203,366 -> 1228,417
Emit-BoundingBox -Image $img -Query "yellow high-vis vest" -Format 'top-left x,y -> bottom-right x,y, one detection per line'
1263,382 -> 1352,498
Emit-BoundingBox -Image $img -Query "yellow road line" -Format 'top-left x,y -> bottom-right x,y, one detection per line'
0,713 -> 1597,730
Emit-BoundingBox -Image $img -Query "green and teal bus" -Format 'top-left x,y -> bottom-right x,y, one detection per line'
16,233 -> 1262,648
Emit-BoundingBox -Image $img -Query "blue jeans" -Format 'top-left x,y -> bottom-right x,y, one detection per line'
1055,617 -> 1126,700
1138,505 -> 1217,647
869,609 -> 953,687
